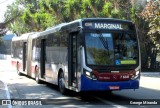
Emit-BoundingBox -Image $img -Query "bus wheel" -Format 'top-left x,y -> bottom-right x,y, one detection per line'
58,72 -> 67,95
35,67 -> 41,84
17,63 -> 22,76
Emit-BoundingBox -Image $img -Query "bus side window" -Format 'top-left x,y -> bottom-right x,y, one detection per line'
35,39 -> 40,61
60,33 -> 68,63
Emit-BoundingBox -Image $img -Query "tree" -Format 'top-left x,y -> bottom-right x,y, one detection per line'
4,0 -> 135,34
65,0 -> 82,20
0,23 -> 7,37
140,0 -> 160,69
141,0 -> 160,46
4,0 -> 27,36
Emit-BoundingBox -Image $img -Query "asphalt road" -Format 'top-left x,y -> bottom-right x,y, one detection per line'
0,59 -> 160,108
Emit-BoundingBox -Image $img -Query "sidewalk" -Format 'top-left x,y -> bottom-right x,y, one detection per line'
0,55 -> 12,102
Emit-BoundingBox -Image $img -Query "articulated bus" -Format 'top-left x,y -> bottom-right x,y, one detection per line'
11,18 -> 141,94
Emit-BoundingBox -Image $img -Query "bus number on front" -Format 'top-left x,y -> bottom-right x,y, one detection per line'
121,75 -> 129,79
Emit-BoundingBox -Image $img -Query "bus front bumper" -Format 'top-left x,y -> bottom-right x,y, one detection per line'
80,75 -> 140,91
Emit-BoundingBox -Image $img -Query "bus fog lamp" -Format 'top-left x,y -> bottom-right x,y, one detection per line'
90,73 -> 97,80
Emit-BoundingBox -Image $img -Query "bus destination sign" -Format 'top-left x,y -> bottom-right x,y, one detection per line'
84,22 -> 131,30
95,23 -> 122,29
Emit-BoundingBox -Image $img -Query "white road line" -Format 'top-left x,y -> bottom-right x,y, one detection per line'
93,96 -> 127,108
2,81 -> 12,108
49,97 -> 75,99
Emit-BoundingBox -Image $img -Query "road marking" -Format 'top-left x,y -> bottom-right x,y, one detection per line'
2,81 -> 12,108
52,97 -> 75,99
93,96 -> 127,108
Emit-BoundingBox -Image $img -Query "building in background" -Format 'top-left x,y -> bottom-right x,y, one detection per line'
0,34 -> 16,55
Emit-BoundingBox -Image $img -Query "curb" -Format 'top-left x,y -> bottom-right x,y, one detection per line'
141,72 -> 160,75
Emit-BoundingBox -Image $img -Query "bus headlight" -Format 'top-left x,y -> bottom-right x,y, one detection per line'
136,70 -> 140,76
85,71 -> 90,76
85,71 -> 97,80
131,70 -> 140,80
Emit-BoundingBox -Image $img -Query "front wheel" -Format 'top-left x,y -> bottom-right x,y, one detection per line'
58,72 -> 68,95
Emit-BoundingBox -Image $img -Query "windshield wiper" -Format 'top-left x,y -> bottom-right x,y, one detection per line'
96,31 -> 110,56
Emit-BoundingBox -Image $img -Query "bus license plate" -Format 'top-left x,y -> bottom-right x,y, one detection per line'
109,86 -> 120,90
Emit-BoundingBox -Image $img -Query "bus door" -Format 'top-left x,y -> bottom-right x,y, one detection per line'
68,33 -> 78,87
40,39 -> 46,78
22,42 -> 27,71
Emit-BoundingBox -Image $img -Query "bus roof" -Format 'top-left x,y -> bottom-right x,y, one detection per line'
80,18 -> 133,23
12,18 -> 134,40
39,18 -> 134,36
12,32 -> 37,41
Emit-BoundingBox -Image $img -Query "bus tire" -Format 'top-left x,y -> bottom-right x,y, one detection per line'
17,63 -> 22,76
58,72 -> 67,95
35,67 -> 42,84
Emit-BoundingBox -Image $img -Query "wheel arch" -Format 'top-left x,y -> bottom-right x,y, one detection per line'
34,65 -> 40,77
58,68 -> 64,85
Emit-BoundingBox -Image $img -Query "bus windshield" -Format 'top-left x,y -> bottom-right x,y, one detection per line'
85,32 -> 138,66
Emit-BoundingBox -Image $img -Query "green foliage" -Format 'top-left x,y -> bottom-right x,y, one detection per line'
130,7 -> 136,22
141,1 -> 160,49
148,16 -> 160,49
102,2 -> 113,17
21,10 -> 31,24
65,0 -> 82,20
4,0 -> 135,34
34,12 -> 55,30
111,8 -> 121,18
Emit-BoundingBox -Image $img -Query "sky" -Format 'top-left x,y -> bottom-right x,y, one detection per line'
0,0 -> 15,22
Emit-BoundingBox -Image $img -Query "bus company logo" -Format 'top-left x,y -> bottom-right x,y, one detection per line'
2,100 -> 11,105
85,23 -> 92,26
